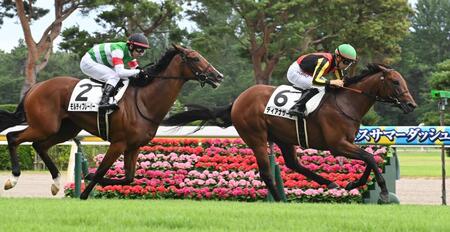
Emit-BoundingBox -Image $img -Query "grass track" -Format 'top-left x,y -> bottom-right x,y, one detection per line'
397,150 -> 449,177
0,198 -> 449,232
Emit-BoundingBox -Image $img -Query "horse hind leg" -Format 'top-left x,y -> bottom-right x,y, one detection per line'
32,119 -> 81,195
275,141 -> 338,189
4,129 -> 25,190
4,127 -> 53,190
250,145 -> 282,201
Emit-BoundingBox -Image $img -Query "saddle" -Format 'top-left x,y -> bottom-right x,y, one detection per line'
263,85 -> 327,148
68,79 -> 130,141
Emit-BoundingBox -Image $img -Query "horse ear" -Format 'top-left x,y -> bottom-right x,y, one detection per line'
172,43 -> 180,51
377,64 -> 393,73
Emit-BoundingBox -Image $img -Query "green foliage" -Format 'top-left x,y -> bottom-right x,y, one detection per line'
361,107 -> 380,126
376,0 -> 450,125
60,0 -> 184,57
0,0 -> 49,27
429,59 -> 450,90
0,104 -> 17,112
417,59 -> 450,125
186,0 -> 411,85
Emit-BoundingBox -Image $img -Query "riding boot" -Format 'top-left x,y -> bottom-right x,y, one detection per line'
288,88 -> 319,118
98,84 -> 118,110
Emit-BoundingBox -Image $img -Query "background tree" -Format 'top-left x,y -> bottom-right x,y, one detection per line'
377,0 -> 450,125
60,0 -> 184,58
420,59 -> 450,125
186,0 -> 411,85
0,0 -> 98,97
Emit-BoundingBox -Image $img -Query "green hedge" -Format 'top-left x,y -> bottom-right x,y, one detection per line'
0,104 -> 18,112
0,144 -> 109,171
0,145 -> 35,170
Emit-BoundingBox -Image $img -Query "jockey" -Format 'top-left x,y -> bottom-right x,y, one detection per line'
287,44 -> 357,118
80,33 -> 150,110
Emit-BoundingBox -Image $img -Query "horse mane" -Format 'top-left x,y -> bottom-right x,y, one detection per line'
345,63 -> 391,86
146,48 -> 180,75
131,48 -> 180,87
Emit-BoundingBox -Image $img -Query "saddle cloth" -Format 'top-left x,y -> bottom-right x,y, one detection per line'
264,85 -> 325,119
68,79 -> 129,112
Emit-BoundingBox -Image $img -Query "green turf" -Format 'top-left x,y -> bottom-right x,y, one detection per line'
0,198 -> 449,232
396,149 -> 449,177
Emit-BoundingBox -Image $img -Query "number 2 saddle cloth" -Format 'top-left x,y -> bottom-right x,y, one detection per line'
68,79 -> 129,112
264,85 -> 326,148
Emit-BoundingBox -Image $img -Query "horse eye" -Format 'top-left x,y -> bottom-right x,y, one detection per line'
191,57 -> 200,62
392,80 -> 399,86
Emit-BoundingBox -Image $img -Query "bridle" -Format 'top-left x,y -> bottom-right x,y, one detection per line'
334,69 -> 409,122
140,49 -> 215,87
341,70 -> 409,106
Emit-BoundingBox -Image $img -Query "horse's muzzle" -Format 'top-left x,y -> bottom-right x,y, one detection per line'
400,101 -> 417,114
206,71 -> 224,88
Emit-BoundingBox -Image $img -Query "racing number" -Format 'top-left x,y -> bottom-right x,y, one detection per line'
75,83 -> 93,101
274,90 -> 290,107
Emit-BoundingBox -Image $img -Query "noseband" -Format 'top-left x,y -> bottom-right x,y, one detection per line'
179,51 -> 214,87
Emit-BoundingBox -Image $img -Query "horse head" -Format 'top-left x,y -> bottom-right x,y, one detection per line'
172,44 -> 224,88
345,63 -> 417,114
374,64 -> 417,113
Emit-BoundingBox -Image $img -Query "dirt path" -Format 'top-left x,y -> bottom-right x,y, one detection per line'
0,172 -> 449,205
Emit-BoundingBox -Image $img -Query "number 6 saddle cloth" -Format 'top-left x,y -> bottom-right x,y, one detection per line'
264,85 -> 325,120
68,79 -> 129,112
264,85 -> 326,148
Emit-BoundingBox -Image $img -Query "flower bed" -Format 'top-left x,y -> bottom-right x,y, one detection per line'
65,138 -> 389,203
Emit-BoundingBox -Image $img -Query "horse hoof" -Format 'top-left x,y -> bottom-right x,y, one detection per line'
4,176 -> 18,190
378,192 -> 400,204
51,184 -> 60,196
327,182 -> 339,189
51,174 -> 61,195
345,182 -> 356,190
80,192 -> 89,200
4,179 -> 13,190
378,192 -> 390,204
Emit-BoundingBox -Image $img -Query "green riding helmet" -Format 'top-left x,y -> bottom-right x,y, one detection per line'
335,44 -> 357,60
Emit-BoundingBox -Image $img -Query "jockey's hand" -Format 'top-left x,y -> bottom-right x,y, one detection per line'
330,79 -> 344,88
137,69 -> 150,79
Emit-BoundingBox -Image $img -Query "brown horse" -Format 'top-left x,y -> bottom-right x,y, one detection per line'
163,63 -> 417,203
0,44 -> 223,199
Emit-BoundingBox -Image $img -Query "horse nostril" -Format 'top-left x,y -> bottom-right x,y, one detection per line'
407,102 -> 416,108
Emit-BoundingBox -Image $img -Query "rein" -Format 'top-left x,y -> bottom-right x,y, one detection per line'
134,88 -> 160,125
341,72 -> 407,105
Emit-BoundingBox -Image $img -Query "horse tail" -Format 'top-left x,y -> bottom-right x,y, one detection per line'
0,99 -> 26,133
163,103 -> 233,128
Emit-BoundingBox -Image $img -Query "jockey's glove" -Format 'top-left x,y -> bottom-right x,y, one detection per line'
137,69 -> 150,80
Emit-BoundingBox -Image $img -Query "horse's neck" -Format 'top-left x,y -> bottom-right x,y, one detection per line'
136,68 -> 185,123
336,73 -> 380,121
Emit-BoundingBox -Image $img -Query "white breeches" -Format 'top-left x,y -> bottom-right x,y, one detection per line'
286,61 -> 324,91
80,54 -> 121,87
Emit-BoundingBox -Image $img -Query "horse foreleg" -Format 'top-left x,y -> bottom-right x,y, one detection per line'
80,142 -> 125,200
345,165 -> 371,190
275,141 -> 338,189
93,148 -> 139,186
336,143 -> 389,203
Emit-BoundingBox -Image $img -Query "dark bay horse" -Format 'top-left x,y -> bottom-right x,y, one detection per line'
0,44 -> 223,199
163,64 -> 416,203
